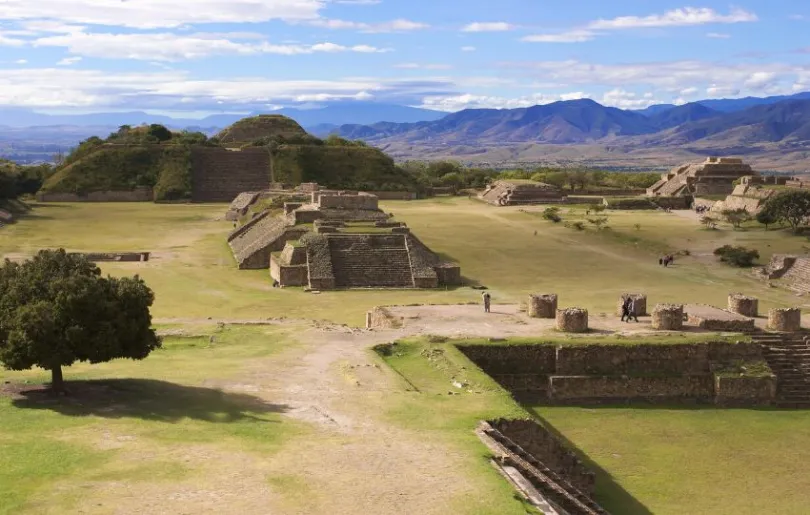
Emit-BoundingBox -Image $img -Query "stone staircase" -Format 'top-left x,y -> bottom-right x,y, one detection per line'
654,174 -> 688,197
781,257 -> 810,294
482,426 -> 608,515
752,333 -> 810,408
191,147 -> 270,202
328,235 -> 415,288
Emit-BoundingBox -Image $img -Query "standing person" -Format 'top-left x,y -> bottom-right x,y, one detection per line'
620,295 -> 631,322
482,291 -> 491,313
628,296 -> 639,322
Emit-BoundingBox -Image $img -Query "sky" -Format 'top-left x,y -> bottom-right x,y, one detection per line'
0,1 -> 809,116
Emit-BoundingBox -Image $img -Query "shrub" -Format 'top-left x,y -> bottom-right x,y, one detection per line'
542,207 -> 562,223
713,245 -> 760,267
565,221 -> 585,231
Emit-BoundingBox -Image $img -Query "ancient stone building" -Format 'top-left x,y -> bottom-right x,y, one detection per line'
228,188 -> 461,289
480,180 -> 565,206
646,157 -> 758,198
710,183 -> 776,214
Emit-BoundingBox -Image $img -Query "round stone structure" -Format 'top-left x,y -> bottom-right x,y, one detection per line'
616,293 -> 647,316
528,294 -> 558,319
651,304 -> 684,330
556,308 -> 588,333
768,307 -> 802,332
728,293 -> 758,318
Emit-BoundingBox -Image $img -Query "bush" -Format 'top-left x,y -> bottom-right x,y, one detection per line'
713,245 -> 760,267
542,207 -> 562,223
604,197 -> 656,210
565,221 -> 585,231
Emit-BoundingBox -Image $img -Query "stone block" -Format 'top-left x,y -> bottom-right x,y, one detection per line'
728,293 -> 758,317
528,294 -> 558,319
616,293 -> 647,316
556,308 -> 588,333
768,307 -> 802,332
652,304 -> 684,330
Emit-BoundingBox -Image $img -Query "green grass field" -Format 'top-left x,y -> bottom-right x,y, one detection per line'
2,198 -> 810,514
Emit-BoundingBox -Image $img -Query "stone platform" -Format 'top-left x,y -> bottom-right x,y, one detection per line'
684,304 -> 756,332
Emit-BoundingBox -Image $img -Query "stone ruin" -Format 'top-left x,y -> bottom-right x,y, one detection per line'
647,157 -> 757,198
710,182 -> 776,215
652,304 -> 684,330
616,293 -> 647,317
528,294 -> 557,319
227,187 -> 461,289
556,308 -> 588,333
224,183 -> 315,221
69,252 -> 150,262
480,180 -> 566,206
768,308 -> 802,332
728,293 -> 758,318
756,254 -> 810,295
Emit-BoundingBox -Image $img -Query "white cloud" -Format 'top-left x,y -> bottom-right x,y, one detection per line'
15,59 -> 27,64
334,0 -> 382,4
419,92 -> 591,111
706,32 -> 730,39
34,32 -> 390,61
680,87 -> 699,96
393,63 -> 452,70
57,57 -> 82,66
0,34 -> 25,47
308,18 -> 429,32
600,88 -> 662,109
0,0 -> 323,29
706,85 -> 740,97
522,30 -> 596,43
744,71 -> 777,91
790,14 -> 807,21
462,22 -> 514,32
0,68 -> 457,109
589,7 -> 757,30
461,46 -> 476,52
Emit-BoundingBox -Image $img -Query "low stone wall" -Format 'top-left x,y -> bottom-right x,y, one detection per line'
270,256 -> 308,286
687,312 -> 756,332
650,196 -> 691,209
528,294 -> 557,319
72,252 -> 150,262
714,375 -> 776,406
434,264 -> 461,286
549,375 -> 714,403
768,308 -> 802,332
728,294 -> 758,317
556,308 -> 588,333
318,193 -> 379,210
458,340 -> 774,406
365,306 -> 402,329
652,304 -> 684,330
373,191 -> 418,200
36,188 -> 153,202
556,344 -> 709,376
488,418 -> 596,496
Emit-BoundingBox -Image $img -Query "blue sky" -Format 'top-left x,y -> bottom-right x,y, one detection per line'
0,1 -> 808,116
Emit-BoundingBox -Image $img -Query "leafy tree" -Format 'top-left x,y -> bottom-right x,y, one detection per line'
700,216 -> 717,230
713,245 -> 760,267
542,206 -> 562,223
0,249 -> 161,393
146,124 -> 173,143
763,190 -> 810,233
756,208 -> 778,230
587,216 -> 609,230
721,208 -> 751,230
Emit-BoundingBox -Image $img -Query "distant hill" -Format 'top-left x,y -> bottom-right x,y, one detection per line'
215,115 -> 310,145
647,103 -> 720,130
634,91 -> 810,118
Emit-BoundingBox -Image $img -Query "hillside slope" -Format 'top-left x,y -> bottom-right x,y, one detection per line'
216,115 -> 309,145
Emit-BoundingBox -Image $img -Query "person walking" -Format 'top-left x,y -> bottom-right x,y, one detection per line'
482,291 -> 491,313
620,295 -> 631,322
627,296 -> 639,322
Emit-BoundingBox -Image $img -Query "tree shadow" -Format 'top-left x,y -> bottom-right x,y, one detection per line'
8,378 -> 290,423
525,406 -> 654,515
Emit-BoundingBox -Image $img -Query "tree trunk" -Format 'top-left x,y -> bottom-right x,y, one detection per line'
51,366 -> 64,393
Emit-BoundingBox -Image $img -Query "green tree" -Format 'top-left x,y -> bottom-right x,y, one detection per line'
0,249 -> 161,393
756,208 -> 778,230
147,124 -> 173,143
763,190 -> 810,233
721,208 -> 751,230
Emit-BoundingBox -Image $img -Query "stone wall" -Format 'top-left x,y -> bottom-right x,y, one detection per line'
550,375 -> 714,403
434,264 -> 461,286
269,256 -> 308,286
457,341 -> 774,406
365,306 -> 403,329
190,147 -> 270,202
372,191 -> 418,200
488,418 -> 597,496
36,187 -> 153,202
714,376 -> 776,406
318,192 -> 379,210
75,252 -> 150,262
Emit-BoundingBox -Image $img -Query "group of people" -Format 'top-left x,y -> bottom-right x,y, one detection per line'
694,205 -> 710,214
659,255 -> 675,267
620,295 -> 639,323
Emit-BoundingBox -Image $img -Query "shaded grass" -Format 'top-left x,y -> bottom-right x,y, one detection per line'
0,325 -> 309,513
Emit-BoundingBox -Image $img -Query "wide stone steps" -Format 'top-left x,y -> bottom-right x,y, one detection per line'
753,333 -> 810,407
783,258 -> 810,293
330,248 -> 414,288
191,148 -> 270,202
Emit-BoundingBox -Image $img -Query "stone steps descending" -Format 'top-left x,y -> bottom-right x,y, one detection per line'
328,235 -> 415,288
753,333 -> 810,407
191,147 -> 270,202
782,257 -> 810,293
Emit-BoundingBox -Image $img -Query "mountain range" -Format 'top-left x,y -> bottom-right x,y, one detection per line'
329,97 -> 810,149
